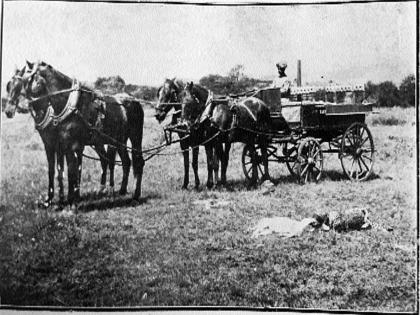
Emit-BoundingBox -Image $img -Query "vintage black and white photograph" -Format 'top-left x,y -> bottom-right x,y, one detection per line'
0,0 -> 417,311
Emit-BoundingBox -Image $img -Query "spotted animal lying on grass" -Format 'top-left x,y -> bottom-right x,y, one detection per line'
251,207 -> 393,239
313,207 -> 393,232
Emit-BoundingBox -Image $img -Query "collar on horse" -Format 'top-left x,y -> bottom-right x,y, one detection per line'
30,79 -> 83,130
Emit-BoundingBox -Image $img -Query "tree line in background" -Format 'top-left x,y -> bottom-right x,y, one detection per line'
91,65 -> 417,107
1,66 -> 415,112
365,74 -> 415,107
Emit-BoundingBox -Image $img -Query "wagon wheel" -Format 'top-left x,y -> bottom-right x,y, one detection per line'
242,144 -> 273,183
283,142 -> 299,176
296,138 -> 323,183
340,122 -> 374,181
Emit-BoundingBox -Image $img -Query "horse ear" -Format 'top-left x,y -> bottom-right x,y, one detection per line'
156,87 -> 162,98
6,81 -> 11,93
188,81 -> 194,90
26,60 -> 34,69
173,78 -> 180,90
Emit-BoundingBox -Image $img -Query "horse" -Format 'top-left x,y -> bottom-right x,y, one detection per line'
181,82 -> 272,186
5,65 -> 74,207
155,78 -> 203,189
5,61 -> 144,206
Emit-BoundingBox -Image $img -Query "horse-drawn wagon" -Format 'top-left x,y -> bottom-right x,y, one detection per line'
241,84 -> 375,183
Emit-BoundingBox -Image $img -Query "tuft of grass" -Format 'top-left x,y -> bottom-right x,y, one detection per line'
367,106 -> 415,126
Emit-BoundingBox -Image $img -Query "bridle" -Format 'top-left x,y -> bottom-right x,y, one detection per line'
11,66 -> 91,130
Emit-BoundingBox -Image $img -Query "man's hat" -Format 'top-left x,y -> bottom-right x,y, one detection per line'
276,61 -> 287,69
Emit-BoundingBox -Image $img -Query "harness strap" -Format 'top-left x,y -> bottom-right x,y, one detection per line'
35,106 -> 54,130
199,91 -> 214,123
236,100 -> 257,122
34,80 -> 81,130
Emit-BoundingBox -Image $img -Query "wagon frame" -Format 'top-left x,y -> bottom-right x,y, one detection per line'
241,85 -> 375,184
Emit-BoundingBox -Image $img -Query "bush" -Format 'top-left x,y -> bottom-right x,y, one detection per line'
399,74 -> 415,107
364,75 -> 415,108
368,107 -> 415,126
94,76 -> 126,94
199,65 -> 271,96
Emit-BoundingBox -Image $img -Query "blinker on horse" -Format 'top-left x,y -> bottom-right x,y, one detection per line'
5,61 -> 145,208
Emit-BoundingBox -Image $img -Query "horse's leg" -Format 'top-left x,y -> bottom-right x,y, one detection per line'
251,142 -> 258,186
129,136 -> 145,201
57,150 -> 65,206
107,146 -> 117,192
181,139 -> 190,189
205,144 -> 214,188
117,146 -> 131,196
221,142 -> 231,185
94,145 -> 108,191
66,151 -> 79,207
214,143 -> 223,186
192,147 -> 200,190
260,139 -> 270,182
75,149 -> 83,200
94,144 -> 108,192
44,147 -> 56,207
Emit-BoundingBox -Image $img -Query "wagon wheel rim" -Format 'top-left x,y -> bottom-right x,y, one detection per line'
241,144 -> 270,182
284,142 -> 299,176
297,138 -> 323,184
340,122 -> 374,181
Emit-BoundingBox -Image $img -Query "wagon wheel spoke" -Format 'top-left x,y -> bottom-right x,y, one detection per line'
301,163 -> 309,177
350,159 -> 356,178
257,164 -> 264,176
361,154 -> 372,161
359,136 -> 369,147
359,156 -> 370,171
346,133 -> 355,147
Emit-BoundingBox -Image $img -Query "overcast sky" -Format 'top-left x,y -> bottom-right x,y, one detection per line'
1,1 -> 417,90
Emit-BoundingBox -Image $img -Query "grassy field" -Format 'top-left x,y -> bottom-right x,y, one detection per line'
0,107 -> 417,310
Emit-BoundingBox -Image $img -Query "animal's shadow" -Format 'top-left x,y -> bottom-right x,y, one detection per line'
71,191 -> 161,213
321,170 -> 380,182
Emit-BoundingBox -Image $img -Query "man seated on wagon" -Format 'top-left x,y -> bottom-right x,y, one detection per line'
271,61 -> 292,98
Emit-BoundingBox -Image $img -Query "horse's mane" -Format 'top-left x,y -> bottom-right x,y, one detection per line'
39,61 -> 93,91
189,83 -> 209,104
164,78 -> 184,94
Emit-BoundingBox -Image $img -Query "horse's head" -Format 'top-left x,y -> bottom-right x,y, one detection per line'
4,67 -> 27,118
181,82 -> 209,126
155,78 -> 183,123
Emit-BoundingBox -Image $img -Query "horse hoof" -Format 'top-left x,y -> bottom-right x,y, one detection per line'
206,182 -> 214,189
181,185 -> 188,190
98,185 -> 107,194
130,197 -> 141,206
37,198 -> 52,209
119,189 -> 127,196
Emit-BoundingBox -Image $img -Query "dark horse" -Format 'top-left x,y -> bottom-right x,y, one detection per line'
5,61 -> 145,206
181,82 -> 272,186
155,79 -> 204,189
